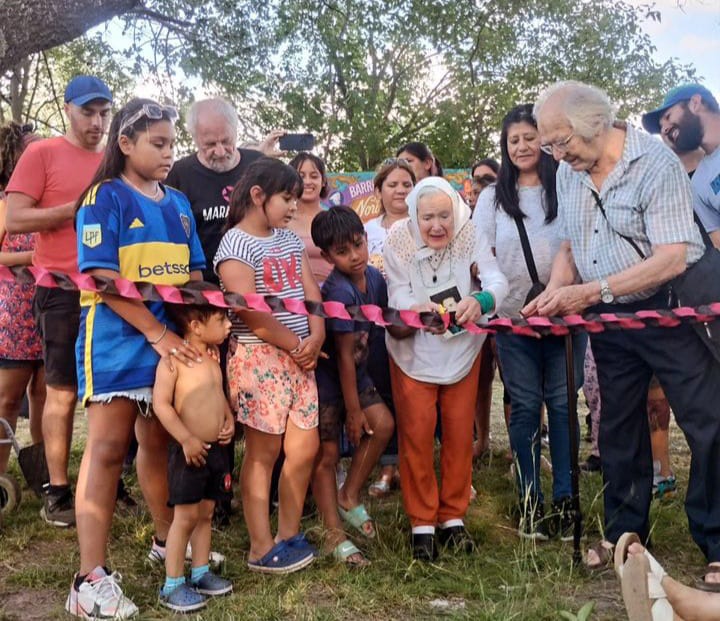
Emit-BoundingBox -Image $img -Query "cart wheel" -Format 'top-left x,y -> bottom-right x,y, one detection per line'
0,473 -> 21,514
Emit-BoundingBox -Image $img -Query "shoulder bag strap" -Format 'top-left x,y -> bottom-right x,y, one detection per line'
513,215 -> 541,285
693,212 -> 714,250
590,190 -> 646,260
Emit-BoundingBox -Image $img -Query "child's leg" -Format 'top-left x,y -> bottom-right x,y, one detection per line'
76,399 -> 136,574
648,381 -> 673,479
277,419 -> 319,542
135,414 -> 173,543
311,439 -> 343,532
474,337 -> 495,457
241,426 -> 283,560
165,503 -> 202,581
189,500 -> 215,571
338,402 -> 394,512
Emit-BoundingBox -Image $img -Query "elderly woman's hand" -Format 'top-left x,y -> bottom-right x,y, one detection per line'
455,295 -> 482,326
410,302 -> 446,334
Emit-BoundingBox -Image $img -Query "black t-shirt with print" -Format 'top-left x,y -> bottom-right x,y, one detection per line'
166,148 -> 263,283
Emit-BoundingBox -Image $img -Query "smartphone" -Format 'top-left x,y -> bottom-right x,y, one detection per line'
279,133 -> 315,152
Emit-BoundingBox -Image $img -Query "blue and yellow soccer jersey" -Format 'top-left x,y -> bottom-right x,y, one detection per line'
75,179 -> 206,404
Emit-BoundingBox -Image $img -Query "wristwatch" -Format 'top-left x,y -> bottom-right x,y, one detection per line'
599,279 -> 614,304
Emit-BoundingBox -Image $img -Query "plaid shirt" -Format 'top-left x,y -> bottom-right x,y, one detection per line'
558,124 -> 704,303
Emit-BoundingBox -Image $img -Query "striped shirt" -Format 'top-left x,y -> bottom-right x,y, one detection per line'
214,227 -> 310,343
558,123 -> 705,303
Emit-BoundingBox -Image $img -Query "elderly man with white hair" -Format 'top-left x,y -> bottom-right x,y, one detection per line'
166,98 -> 282,284
523,80 -> 720,588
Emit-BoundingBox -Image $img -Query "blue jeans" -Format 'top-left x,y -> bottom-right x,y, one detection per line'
495,332 -> 587,505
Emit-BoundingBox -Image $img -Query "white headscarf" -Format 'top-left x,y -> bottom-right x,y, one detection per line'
405,176 -> 471,258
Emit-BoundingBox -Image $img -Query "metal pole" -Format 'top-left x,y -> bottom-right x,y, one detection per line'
564,333 -> 583,564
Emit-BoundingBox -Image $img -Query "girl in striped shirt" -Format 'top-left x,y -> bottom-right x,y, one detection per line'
214,158 -> 324,574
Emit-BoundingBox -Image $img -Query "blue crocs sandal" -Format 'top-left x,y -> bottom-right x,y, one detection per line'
247,540 -> 315,574
192,571 -> 233,596
284,533 -> 319,557
159,582 -> 207,613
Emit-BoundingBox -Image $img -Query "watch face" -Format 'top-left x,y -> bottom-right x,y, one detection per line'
601,291 -> 614,303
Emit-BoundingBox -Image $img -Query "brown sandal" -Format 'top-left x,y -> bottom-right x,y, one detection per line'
697,563 -> 720,592
585,539 -> 614,571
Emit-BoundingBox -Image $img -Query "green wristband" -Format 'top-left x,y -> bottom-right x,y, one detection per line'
472,291 -> 495,314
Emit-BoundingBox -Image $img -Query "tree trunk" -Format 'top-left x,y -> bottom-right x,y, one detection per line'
0,0 -> 140,74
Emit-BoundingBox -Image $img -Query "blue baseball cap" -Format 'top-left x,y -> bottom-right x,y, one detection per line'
64,75 -> 113,107
642,83 -> 718,134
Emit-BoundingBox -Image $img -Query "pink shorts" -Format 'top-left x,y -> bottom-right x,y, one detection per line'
227,340 -> 319,434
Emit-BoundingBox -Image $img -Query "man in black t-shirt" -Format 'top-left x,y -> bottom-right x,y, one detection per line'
166,98 -> 266,283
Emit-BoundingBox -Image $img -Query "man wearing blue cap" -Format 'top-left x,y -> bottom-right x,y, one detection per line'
5,75 -> 112,528
642,84 -> 720,248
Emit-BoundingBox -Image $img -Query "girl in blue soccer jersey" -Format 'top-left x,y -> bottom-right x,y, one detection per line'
215,158 -> 324,575
67,98 -> 209,619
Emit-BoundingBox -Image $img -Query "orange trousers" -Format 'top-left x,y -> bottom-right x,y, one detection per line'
389,355 -> 481,527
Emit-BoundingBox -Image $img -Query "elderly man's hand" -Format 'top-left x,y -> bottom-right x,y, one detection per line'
524,284 -> 594,317
257,129 -> 287,158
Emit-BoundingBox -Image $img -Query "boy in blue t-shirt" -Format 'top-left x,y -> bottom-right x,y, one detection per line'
310,206 -> 395,566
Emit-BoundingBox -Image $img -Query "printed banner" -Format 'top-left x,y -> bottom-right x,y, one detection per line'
324,169 -> 472,222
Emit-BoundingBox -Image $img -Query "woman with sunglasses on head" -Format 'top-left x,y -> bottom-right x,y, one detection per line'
472,104 -> 586,542
288,152 -> 332,284
365,158 -> 416,275
68,99 -> 207,619
396,142 -> 442,181
468,158 -> 499,210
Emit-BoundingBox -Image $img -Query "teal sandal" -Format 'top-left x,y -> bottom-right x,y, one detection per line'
332,539 -> 369,567
338,503 -> 376,538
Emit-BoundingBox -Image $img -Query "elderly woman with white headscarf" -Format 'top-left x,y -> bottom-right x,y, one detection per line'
383,176 -> 508,561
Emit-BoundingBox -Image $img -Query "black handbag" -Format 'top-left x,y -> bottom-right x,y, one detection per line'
514,215 -> 546,304
670,245 -> 720,365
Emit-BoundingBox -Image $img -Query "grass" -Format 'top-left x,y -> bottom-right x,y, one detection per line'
0,381 -> 706,620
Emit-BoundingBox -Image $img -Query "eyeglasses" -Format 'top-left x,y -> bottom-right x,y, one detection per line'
382,157 -> 410,166
119,103 -> 178,136
540,132 -> 575,155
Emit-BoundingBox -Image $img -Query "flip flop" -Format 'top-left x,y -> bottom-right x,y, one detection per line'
621,553 -> 654,621
332,540 -> 369,567
585,539 -> 614,571
615,532 -> 673,621
338,503 -> 375,538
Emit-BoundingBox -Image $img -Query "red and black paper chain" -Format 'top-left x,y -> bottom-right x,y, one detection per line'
2,264 -> 719,337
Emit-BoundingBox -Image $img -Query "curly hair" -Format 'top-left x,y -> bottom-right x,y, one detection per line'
0,122 -> 27,190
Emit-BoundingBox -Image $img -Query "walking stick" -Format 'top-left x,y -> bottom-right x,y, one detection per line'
564,333 -> 583,564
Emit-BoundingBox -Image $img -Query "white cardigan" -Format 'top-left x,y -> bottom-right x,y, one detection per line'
383,218 -> 508,384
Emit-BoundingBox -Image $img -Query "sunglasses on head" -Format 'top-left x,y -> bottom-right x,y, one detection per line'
472,174 -> 497,188
382,157 -> 411,166
119,103 -> 178,136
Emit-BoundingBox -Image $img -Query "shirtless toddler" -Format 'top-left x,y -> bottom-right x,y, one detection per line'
152,284 -> 234,613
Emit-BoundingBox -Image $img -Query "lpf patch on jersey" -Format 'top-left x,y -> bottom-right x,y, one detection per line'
180,213 -> 191,237
82,224 -> 102,248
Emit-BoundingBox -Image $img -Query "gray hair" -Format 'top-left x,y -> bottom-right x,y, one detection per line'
534,81 -> 616,139
186,98 -> 238,138
416,186 -> 446,205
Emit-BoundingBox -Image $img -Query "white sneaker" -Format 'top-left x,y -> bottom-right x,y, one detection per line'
147,537 -> 225,566
65,567 -> 139,619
